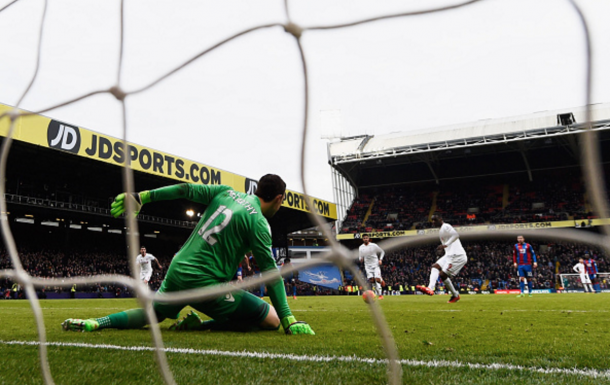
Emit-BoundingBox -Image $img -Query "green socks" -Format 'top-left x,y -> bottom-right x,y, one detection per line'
95,308 -> 151,329
94,308 -> 275,332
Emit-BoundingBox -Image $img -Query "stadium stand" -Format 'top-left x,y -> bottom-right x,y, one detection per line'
0,247 -> 173,298
331,104 -> 610,235
340,169 -> 594,233
341,194 -> 373,233
366,187 -> 432,231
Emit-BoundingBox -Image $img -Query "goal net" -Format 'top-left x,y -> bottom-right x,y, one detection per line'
559,273 -> 610,292
0,1 -> 608,385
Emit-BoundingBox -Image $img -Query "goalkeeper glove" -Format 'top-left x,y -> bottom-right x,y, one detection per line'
110,191 -> 151,218
281,316 -> 315,335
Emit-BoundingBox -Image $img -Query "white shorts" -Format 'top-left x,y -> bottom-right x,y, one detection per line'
580,273 -> 591,284
140,270 -> 152,282
365,266 -> 382,280
436,254 -> 467,277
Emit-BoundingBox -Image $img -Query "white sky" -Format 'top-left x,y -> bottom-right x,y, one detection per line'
1,0 -> 609,202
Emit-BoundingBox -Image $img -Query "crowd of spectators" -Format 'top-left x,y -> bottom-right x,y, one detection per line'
366,187 -> 431,232
0,248 -> 171,298
341,173 -> 590,234
493,175 -> 586,224
341,194 -> 373,233
434,184 -> 503,226
0,247 -> 322,299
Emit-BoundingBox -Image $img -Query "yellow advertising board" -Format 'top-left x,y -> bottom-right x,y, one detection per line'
0,104 -> 337,220
337,220 -> 591,240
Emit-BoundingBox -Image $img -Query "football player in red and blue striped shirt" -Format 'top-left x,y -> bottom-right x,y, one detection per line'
512,235 -> 537,297
583,253 -> 601,293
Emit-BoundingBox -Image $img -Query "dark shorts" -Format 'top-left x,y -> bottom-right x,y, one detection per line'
152,280 -> 270,326
518,265 -> 533,278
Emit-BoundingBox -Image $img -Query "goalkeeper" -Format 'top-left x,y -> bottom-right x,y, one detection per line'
62,174 -> 314,335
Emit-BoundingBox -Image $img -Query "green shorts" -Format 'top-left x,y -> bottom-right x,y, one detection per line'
152,280 -> 270,326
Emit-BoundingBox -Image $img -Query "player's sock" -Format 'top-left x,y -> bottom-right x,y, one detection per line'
375,282 -> 382,296
95,308 -> 152,329
594,284 -> 601,293
519,281 -> 525,293
527,281 -> 533,294
428,268 -> 440,290
443,278 -> 459,297
293,285 -> 297,297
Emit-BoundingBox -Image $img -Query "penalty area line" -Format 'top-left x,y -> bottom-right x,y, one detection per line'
1,340 -> 609,379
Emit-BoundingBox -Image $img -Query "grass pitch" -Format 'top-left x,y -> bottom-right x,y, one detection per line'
0,294 -> 608,384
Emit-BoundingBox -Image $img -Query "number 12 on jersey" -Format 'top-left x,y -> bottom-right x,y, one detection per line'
198,205 -> 233,245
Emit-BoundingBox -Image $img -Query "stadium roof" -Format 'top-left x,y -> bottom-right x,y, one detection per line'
329,103 -> 610,164
328,104 -> 610,189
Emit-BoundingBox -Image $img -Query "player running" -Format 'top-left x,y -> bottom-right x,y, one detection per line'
62,175 -> 314,335
513,235 -> 537,297
358,235 -> 386,300
573,258 -> 594,293
583,253 -> 601,293
137,246 -> 162,284
416,214 -> 466,303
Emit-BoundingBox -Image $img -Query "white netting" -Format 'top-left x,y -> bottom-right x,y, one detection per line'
559,273 -> 609,291
0,0 -> 608,384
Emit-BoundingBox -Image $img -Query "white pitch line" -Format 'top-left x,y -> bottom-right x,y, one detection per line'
1,340 -> 608,379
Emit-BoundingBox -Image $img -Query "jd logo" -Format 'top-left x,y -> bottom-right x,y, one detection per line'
245,178 -> 258,195
47,120 -> 81,154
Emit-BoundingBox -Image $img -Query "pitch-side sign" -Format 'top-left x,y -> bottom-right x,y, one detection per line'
0,104 -> 337,220
336,219 -> 610,240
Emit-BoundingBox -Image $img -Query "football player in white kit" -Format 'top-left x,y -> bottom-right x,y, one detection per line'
136,246 -> 162,284
358,235 -> 386,299
416,214 -> 467,303
573,258 -> 594,293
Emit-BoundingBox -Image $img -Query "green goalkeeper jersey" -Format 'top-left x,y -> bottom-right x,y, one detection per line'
149,183 -> 291,320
